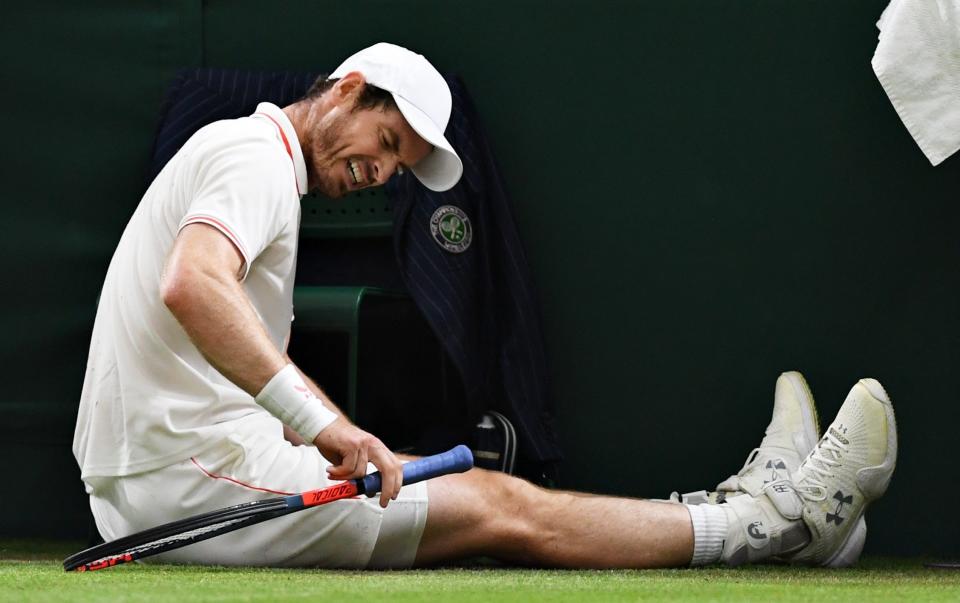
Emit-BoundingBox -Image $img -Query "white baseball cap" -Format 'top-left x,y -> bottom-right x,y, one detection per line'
330,43 -> 463,192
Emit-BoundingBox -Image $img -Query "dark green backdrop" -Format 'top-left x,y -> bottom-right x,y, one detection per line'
2,1 -> 957,556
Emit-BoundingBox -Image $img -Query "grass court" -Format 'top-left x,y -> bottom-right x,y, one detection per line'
3,540 -> 958,602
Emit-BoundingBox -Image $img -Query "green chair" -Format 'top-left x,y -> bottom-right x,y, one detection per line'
299,187 -> 393,240
292,285 -> 406,420
292,187 -> 406,421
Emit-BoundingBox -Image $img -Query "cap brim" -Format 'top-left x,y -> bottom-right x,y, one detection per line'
394,96 -> 463,192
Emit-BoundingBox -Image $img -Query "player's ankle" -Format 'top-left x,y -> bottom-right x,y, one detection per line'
718,489 -> 811,566
686,484 -> 813,567
685,502 -> 727,566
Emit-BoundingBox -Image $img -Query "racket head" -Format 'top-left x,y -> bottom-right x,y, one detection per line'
63,497 -> 289,572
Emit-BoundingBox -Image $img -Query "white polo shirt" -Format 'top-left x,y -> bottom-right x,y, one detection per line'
73,102 -> 308,480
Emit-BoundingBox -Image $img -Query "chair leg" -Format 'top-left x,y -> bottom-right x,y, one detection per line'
346,332 -> 358,421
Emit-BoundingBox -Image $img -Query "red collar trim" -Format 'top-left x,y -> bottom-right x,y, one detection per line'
255,112 -> 301,196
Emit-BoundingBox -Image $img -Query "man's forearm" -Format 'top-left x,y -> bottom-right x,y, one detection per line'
163,224 -> 345,446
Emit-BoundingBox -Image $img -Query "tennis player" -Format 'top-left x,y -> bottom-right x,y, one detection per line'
73,42 -> 897,569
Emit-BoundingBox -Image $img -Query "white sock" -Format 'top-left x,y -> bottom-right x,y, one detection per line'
685,503 -> 728,566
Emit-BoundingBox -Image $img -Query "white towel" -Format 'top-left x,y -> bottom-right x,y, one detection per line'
872,0 -> 960,166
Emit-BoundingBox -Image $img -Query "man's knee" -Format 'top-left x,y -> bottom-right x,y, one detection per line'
468,470 -> 572,564
417,468 -> 543,564
465,468 -> 542,518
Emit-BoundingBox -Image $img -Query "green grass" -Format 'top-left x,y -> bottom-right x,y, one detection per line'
2,540 -> 959,602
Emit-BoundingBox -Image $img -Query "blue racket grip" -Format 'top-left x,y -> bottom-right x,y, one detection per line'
358,445 -> 474,496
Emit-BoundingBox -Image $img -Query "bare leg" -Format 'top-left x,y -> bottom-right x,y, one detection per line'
415,468 -> 693,568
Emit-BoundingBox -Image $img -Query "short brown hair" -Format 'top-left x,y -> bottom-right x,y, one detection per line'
301,74 -> 397,113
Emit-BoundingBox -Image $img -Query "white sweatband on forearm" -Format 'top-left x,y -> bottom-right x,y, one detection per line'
255,364 -> 339,442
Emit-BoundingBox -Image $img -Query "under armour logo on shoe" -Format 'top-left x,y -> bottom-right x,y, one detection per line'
825,490 -> 853,525
828,426 -> 850,446
764,459 -> 788,484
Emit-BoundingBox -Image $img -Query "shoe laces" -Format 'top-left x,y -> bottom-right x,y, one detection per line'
717,447 -> 776,493
794,430 -> 848,502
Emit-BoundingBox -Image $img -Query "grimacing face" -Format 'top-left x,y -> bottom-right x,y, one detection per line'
304,90 -> 433,198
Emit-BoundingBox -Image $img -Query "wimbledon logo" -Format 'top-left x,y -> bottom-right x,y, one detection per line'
430,205 -> 473,253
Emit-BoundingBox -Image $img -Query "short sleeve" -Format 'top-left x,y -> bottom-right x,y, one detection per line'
178,133 -> 295,281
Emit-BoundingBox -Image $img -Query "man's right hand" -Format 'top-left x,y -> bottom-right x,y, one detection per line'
313,419 -> 403,508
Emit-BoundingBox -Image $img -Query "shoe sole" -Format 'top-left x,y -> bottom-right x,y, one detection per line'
857,378 -> 899,499
821,378 -> 897,567
824,515 -> 867,567
782,371 -> 820,458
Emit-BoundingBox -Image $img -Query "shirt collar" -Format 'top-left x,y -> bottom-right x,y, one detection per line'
254,102 -> 309,197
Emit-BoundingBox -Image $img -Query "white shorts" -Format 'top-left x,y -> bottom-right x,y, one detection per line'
87,414 -> 429,569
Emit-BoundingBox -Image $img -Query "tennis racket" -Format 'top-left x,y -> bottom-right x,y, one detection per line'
64,444 -> 473,572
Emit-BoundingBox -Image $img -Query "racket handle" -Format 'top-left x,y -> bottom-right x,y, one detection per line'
358,444 -> 474,496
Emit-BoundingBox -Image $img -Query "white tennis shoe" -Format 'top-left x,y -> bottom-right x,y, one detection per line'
704,371 -> 823,566
717,371 -> 821,500
677,372 -> 869,567
673,371 -> 820,505
784,378 -> 898,567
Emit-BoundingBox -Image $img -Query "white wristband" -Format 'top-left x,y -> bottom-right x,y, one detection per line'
255,364 -> 339,442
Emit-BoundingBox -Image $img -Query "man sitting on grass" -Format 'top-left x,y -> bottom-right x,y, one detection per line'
73,42 -> 897,570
